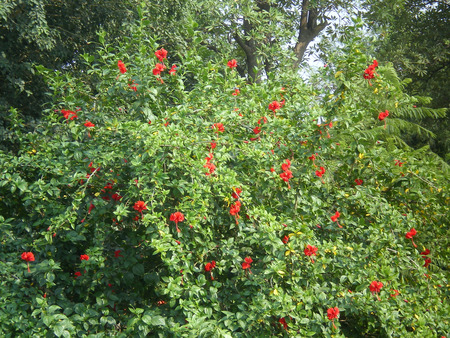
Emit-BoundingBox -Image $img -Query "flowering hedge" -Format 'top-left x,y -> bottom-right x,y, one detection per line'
0,17 -> 448,337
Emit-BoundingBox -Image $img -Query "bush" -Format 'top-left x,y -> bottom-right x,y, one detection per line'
0,16 -> 448,337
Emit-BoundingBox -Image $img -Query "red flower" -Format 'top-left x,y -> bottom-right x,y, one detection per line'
61,109 -> 78,120
112,193 -> 122,201
134,201 -> 147,213
304,245 -> 318,257
390,289 -> 400,298
84,121 -> 95,128
369,281 -> 383,295
405,228 -> 417,247
257,116 -> 267,124
153,63 -> 166,76
327,307 -> 339,320
282,235 -> 289,244
281,159 -> 291,172
253,126 -> 261,134
205,262 -> 213,272
279,317 -> 288,330
423,258 -> 431,268
128,79 -> 138,92
232,88 -> 240,96
229,201 -> 241,216
170,211 -> 185,233
210,141 -> 217,150
204,260 -> 216,280
355,179 -> 363,185
212,123 -> 225,133
80,254 -> 89,261
279,170 -> 293,183
21,251 -> 35,273
241,256 -> 253,270
378,110 -> 389,121
270,167 -> 275,172
327,307 -> 339,329
231,187 -> 242,200
331,211 -> 340,222
227,59 -> 237,69
364,60 -> 378,83
88,203 -> 95,214
155,48 -> 168,62
394,160 -> 404,167
421,249 -> 430,257
169,64 -> 177,75
268,101 -> 281,114
204,161 -> 216,176
117,60 -> 127,74
114,250 -> 123,258
315,166 -> 326,178
308,154 -> 316,161
74,271 -> 82,279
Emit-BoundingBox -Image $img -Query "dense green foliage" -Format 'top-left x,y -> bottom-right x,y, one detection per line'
1,9 -> 448,336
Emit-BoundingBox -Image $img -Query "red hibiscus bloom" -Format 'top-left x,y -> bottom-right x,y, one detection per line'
155,48 -> 168,62
282,235 -> 289,244
421,249 -> 430,257
270,167 -> 275,172
170,211 -> 185,233
21,252 -> 35,272
424,258 -> 431,268
364,60 -> 378,84
114,250 -> 123,258
134,201 -> 147,213
378,110 -> 389,121
153,63 -> 166,76
74,271 -> 82,278
61,109 -> 78,120
204,260 -> 216,279
257,116 -> 267,124
268,101 -> 281,114
331,211 -> 340,222
369,281 -> 383,295
253,126 -> 261,134
227,59 -> 237,69
390,289 -> 400,298
84,121 -> 95,128
210,141 -> 217,150
229,201 -> 241,215
279,170 -> 293,182
315,167 -> 326,181
169,64 -> 177,75
204,161 -> 216,176
355,178 -> 363,185
117,60 -> 127,74
279,317 -> 288,330
331,211 -> 342,228
327,307 -> 339,329
212,123 -> 225,133
88,203 -> 95,214
281,159 -> 291,172
308,154 -> 316,161
232,88 -> 240,96
231,187 -> 242,200
405,228 -> 417,247
394,159 -> 404,167
112,193 -> 122,201
241,256 -> 253,270
327,307 -> 339,320
80,254 -> 89,261
304,245 -> 318,257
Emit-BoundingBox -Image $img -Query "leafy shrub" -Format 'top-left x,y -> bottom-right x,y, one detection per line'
0,14 -> 448,338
